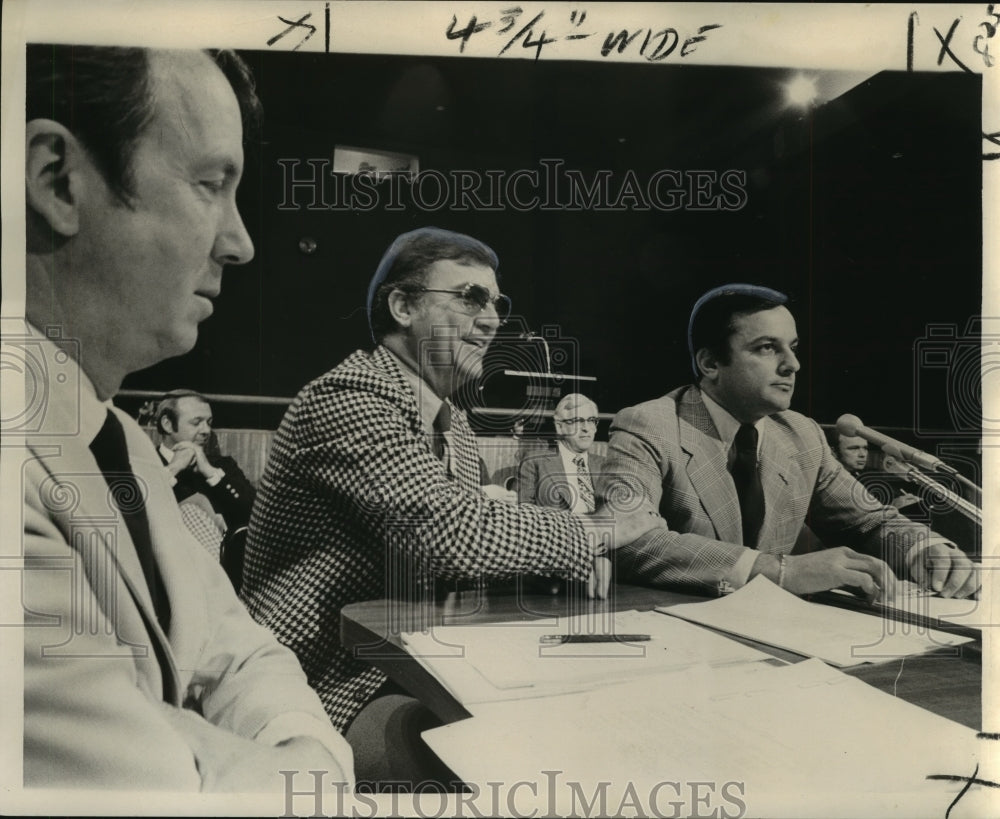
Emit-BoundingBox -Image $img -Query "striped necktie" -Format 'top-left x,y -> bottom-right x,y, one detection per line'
573,454 -> 596,513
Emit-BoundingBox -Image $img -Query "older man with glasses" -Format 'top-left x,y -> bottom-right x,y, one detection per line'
519,393 -> 605,515
242,227 -> 664,784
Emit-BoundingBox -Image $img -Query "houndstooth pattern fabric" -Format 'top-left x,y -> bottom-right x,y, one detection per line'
601,384 -> 938,593
241,346 -> 593,731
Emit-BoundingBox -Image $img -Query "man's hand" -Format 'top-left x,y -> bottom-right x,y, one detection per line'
172,441 -> 220,480
586,555 -> 612,599
481,483 -> 517,503
589,502 -> 666,551
166,444 -> 198,477
762,547 -> 898,603
891,492 -> 921,510
906,542 -> 979,599
162,706 -> 350,792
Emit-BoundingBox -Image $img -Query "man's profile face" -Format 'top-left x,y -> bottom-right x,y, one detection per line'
837,435 -> 869,473
74,51 -> 254,373
408,258 -> 502,394
165,397 -> 213,447
555,399 -> 598,454
708,306 -> 800,423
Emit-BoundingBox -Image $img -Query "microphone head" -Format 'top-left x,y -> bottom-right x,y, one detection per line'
835,414 -> 863,437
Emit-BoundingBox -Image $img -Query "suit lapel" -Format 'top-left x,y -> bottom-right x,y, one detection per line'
676,388 -> 743,544
757,417 -> 795,551
32,398 -> 182,703
541,454 -> 574,509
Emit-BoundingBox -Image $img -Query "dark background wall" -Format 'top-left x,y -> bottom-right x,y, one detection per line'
122,53 -> 982,451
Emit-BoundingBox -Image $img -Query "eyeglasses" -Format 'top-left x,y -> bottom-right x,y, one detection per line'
556,416 -> 600,428
409,284 -> 512,324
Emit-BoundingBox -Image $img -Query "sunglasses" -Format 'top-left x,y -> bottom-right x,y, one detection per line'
410,284 -> 512,324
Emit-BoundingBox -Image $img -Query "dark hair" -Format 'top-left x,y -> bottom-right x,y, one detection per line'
688,285 -> 789,380
155,389 -> 209,436
25,45 -> 261,205
366,227 -> 499,343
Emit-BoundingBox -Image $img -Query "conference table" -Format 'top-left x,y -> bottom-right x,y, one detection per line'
341,582 -> 982,731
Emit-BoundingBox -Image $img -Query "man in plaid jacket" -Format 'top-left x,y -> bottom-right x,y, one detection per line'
603,284 -> 979,601
242,228 -> 662,772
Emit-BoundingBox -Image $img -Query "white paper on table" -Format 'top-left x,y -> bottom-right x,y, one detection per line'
660,576 -> 973,666
401,609 -> 774,707
423,659 -> 983,818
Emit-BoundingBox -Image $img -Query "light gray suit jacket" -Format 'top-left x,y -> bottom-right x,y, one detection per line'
602,384 -> 934,591
20,347 -> 347,789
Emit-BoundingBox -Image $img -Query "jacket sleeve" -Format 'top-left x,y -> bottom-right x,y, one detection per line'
517,454 -> 541,505
202,456 -> 256,531
291,381 -> 594,582
602,404 -> 751,591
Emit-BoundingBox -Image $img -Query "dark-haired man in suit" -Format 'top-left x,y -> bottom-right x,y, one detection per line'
602,284 -> 978,600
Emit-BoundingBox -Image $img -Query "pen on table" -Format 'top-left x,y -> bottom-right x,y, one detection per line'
539,634 -> 651,645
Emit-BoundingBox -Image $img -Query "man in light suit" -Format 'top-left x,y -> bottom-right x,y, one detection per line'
519,393 -> 605,514
242,227 -> 662,780
602,284 -> 978,600
17,44 -> 352,791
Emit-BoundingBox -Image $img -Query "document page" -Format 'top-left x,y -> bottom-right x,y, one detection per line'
660,576 -> 973,666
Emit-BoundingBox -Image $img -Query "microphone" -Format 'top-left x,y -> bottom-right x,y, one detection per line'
519,331 -> 552,374
835,414 -> 957,475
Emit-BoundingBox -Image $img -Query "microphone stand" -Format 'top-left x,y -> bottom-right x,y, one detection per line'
883,456 -> 982,526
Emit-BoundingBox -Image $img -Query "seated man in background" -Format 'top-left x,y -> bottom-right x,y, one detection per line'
18,44 -> 352,790
602,283 -> 978,601
519,393 -> 605,515
155,389 -> 255,568
242,227 -> 662,780
825,426 -> 921,512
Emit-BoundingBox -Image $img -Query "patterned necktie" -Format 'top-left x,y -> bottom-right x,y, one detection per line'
573,455 -> 596,513
731,423 -> 765,548
89,409 -> 171,631
433,400 -> 452,475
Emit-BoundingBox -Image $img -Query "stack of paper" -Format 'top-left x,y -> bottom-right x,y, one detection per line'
401,609 -> 773,707
660,576 -> 973,666
423,659 -> 982,817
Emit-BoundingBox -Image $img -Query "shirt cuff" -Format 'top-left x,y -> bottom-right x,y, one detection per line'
255,712 -> 355,786
726,548 -> 760,589
204,468 -> 224,487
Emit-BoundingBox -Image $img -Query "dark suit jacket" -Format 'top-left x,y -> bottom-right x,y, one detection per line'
242,346 -> 594,731
160,451 -> 255,532
518,448 -> 605,512
602,384 -> 937,592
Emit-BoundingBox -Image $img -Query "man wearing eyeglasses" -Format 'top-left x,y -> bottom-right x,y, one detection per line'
242,227 -> 664,780
519,393 -> 605,515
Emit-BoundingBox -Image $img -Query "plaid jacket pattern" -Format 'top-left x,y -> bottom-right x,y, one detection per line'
242,346 -> 592,730
602,384 -> 935,592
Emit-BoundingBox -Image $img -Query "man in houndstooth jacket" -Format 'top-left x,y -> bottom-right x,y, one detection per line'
241,228 -> 663,758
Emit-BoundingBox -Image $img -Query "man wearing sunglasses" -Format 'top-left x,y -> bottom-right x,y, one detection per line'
519,393 -> 606,515
242,227 -> 664,781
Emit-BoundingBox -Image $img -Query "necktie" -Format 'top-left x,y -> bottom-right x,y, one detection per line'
731,423 -> 765,548
573,455 -> 596,513
90,409 -> 171,632
432,400 -> 452,475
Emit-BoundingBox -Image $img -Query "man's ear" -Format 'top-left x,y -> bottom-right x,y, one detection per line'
695,347 -> 719,382
25,119 -> 88,238
386,289 -> 415,329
